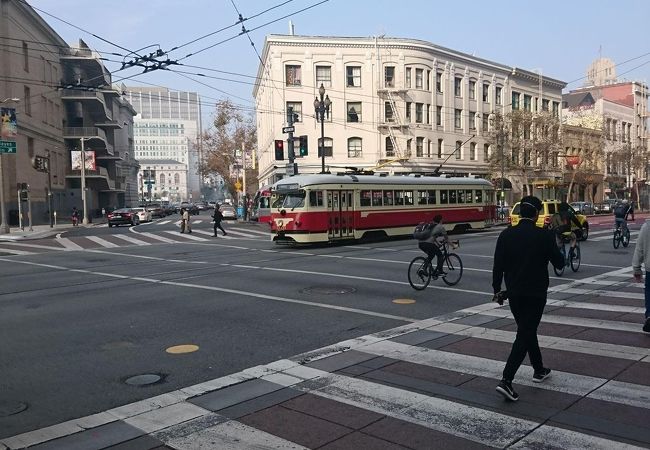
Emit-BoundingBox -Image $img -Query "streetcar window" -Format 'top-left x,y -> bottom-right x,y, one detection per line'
458,190 -> 465,204
449,190 -> 457,203
417,190 -> 427,205
440,190 -> 448,204
383,190 -> 394,206
309,190 -> 324,206
466,190 -> 473,203
475,190 -> 483,203
428,190 -> 437,204
260,197 -> 270,208
360,190 -> 371,206
372,190 -> 383,206
394,190 -> 404,205
404,190 -> 414,206
273,191 -> 306,209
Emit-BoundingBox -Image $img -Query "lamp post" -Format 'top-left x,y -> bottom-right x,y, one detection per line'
46,149 -> 53,227
0,97 -> 21,234
80,138 -> 89,225
313,84 -> 331,174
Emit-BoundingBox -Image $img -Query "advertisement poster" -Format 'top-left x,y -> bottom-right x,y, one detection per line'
71,150 -> 96,170
1,107 -> 17,138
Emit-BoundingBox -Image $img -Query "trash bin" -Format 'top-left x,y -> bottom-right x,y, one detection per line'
236,206 -> 244,218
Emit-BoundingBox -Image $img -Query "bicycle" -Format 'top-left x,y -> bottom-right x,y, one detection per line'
613,224 -> 630,249
553,235 -> 580,276
408,240 -> 463,290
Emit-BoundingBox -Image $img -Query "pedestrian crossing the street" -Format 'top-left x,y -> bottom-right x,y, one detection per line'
3,266 -> 648,449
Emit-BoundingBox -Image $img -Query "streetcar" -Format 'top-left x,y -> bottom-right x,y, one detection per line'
270,174 -> 496,244
250,186 -> 272,224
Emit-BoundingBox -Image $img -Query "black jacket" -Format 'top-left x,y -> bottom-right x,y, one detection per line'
212,210 -> 224,222
492,219 -> 564,299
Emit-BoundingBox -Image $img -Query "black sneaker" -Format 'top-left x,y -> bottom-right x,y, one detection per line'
496,380 -> 519,401
532,368 -> 552,383
643,317 -> 650,333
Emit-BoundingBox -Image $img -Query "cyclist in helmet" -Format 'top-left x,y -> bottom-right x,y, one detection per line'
550,202 -> 583,257
613,199 -> 632,234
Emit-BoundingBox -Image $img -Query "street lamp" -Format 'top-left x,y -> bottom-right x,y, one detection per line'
313,84 -> 331,174
79,138 -> 89,225
0,97 -> 21,234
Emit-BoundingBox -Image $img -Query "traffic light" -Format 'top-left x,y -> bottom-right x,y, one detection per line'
19,183 -> 28,201
299,135 -> 308,156
274,140 -> 284,160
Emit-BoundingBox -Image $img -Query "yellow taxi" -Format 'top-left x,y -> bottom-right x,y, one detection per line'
509,200 -> 589,240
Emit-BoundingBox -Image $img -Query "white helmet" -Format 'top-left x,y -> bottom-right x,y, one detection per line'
622,199 -> 628,204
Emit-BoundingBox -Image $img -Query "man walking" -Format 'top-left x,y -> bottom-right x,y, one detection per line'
212,205 -> 227,237
632,218 -> 650,333
492,196 -> 564,401
181,207 -> 192,234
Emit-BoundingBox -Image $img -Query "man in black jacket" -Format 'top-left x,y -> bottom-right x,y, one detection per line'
492,195 -> 564,401
212,205 -> 227,237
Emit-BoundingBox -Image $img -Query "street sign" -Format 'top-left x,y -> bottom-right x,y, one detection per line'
234,181 -> 242,191
286,162 -> 298,176
0,140 -> 17,153
282,126 -> 295,133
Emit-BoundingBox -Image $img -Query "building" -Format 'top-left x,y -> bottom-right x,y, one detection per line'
563,74 -> 649,204
561,124 -> 604,203
253,34 -> 566,203
125,87 -> 202,201
138,159 -> 188,203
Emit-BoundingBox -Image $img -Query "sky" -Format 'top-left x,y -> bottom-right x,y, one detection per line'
27,0 -> 650,127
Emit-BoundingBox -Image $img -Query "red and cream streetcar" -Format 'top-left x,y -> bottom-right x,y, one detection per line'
270,173 -> 496,244
250,186 -> 272,225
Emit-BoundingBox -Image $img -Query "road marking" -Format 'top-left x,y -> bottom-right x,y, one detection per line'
162,231 -> 209,241
0,241 -> 66,251
139,232 -> 178,243
236,227 -> 270,237
85,235 -> 119,248
0,247 -> 35,255
158,220 -> 172,225
220,228 -> 260,238
56,237 -> 84,250
111,234 -> 151,246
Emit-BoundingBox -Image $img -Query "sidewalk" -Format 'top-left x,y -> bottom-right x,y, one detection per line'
0,221 -> 103,242
2,266 -> 648,449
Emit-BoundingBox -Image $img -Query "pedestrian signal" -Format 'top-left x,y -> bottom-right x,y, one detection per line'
274,140 -> 284,160
299,135 -> 308,157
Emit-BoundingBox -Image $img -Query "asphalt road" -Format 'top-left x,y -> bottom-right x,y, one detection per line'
0,215 -> 642,439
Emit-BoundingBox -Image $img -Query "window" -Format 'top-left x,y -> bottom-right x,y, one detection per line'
415,103 -> 423,123
360,190 -> 371,206
524,94 -> 532,111
416,137 -> 424,157
315,66 -> 331,88
385,66 -> 395,88
496,86 -> 502,105
436,72 -> 442,92
475,190 -> 483,203
24,86 -> 31,115
552,101 -> 559,118
427,140 -> 432,157
406,139 -> 412,155
286,101 -> 302,122
455,140 -> 462,159
309,190 -> 324,206
458,190 -> 466,204
483,83 -> 489,102
346,66 -> 361,87
23,41 -> 29,71
465,189 -> 473,203
454,77 -> 462,96
482,113 -> 489,132
27,136 -> 34,157
372,191 -> 383,207
512,91 -> 520,109
386,137 -> 394,157
405,102 -> 411,121
383,190 -> 394,206
440,190 -> 448,204
427,70 -> 431,91
438,139 -> 443,158
542,99 -> 549,111
469,80 -> 476,99
418,190 -> 436,205
416,68 -> 423,89
436,106 -> 442,126
174,173 -> 180,184
159,173 -> 165,185
405,68 -> 411,88
285,65 -> 301,86
524,124 -> 530,139
470,142 -> 476,160
385,102 -> 394,122
318,137 -> 333,157
347,102 -> 361,122
454,109 -> 462,128
449,190 -> 457,203
426,104 -> 430,124
484,144 -> 490,161
347,137 -> 362,158
469,111 -> 476,130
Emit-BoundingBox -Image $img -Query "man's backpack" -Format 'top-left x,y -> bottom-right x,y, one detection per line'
413,222 -> 433,240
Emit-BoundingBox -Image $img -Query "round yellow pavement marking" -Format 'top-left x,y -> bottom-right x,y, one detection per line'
392,298 -> 416,305
166,344 -> 199,354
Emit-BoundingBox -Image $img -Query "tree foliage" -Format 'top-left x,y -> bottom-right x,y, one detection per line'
202,100 -> 258,196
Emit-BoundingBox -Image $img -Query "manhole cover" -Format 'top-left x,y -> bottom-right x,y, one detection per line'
0,402 -> 28,417
125,374 -> 162,386
166,344 -> 199,354
301,286 -> 357,295
393,298 -> 416,304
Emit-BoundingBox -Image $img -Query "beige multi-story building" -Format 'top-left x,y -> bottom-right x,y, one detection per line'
138,160 -> 188,203
253,34 -> 566,203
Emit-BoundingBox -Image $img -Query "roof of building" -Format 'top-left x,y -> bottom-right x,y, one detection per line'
562,91 -> 596,108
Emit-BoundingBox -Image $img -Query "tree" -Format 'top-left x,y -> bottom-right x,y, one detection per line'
562,125 -> 605,203
202,100 -> 258,197
611,143 -> 648,208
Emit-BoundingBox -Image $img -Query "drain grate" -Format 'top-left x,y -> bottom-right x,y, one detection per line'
301,286 -> 357,295
0,401 -> 28,417
124,374 -> 163,386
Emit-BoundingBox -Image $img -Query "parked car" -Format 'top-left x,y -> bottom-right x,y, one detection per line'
570,202 -> 595,215
147,204 -> 166,218
179,202 -> 199,215
220,204 -> 237,220
130,207 -> 152,223
107,208 -> 140,227
597,199 -> 618,214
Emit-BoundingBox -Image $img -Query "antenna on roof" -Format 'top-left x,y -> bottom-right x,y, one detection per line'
289,20 -> 295,35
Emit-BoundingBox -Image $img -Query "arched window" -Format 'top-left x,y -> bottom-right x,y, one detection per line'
317,137 -> 333,157
159,173 -> 165,185
174,173 -> 180,185
347,138 -> 362,158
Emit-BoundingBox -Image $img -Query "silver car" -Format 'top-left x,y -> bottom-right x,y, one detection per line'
570,202 -> 594,215
220,205 -> 237,220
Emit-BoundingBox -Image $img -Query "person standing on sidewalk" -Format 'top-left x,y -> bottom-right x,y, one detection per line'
212,205 -> 227,237
632,219 -> 650,333
492,195 -> 564,401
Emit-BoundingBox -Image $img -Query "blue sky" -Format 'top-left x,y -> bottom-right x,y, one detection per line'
28,0 -> 650,121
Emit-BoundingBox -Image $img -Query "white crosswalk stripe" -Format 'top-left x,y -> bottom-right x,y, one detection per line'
0,246 -> 35,255
162,230 -> 210,241
191,229 -> 235,239
85,235 -> 119,248
138,232 -> 177,243
111,234 -> 151,246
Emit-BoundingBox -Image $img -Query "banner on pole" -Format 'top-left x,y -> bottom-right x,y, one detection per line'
71,150 -> 96,170
1,108 -> 17,138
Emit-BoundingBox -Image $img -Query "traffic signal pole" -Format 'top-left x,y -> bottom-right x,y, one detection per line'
287,107 -> 295,165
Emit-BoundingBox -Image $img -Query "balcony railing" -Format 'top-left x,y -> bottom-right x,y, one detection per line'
61,89 -> 113,121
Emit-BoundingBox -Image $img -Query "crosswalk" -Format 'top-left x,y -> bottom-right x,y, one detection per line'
4,265 -> 648,449
0,224 -> 270,255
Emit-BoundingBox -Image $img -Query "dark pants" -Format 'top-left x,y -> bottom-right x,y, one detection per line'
645,272 -> 650,319
418,241 -> 443,273
502,295 -> 546,382
213,221 -> 226,236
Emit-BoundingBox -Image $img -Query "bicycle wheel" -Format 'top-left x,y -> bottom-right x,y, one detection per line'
570,245 -> 581,272
554,245 -> 566,276
408,256 -> 431,290
622,228 -> 630,248
613,229 -> 620,249
442,253 -> 463,286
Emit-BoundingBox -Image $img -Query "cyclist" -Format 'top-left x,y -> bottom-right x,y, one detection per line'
550,202 -> 582,258
613,199 -> 632,234
71,207 -> 80,226
417,214 -> 448,278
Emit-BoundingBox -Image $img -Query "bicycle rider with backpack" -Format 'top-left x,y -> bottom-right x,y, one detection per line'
550,202 -> 582,258
415,214 -> 448,278
613,199 -> 632,234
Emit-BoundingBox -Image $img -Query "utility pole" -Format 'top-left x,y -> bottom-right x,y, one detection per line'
80,138 -> 89,225
46,150 -> 53,227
